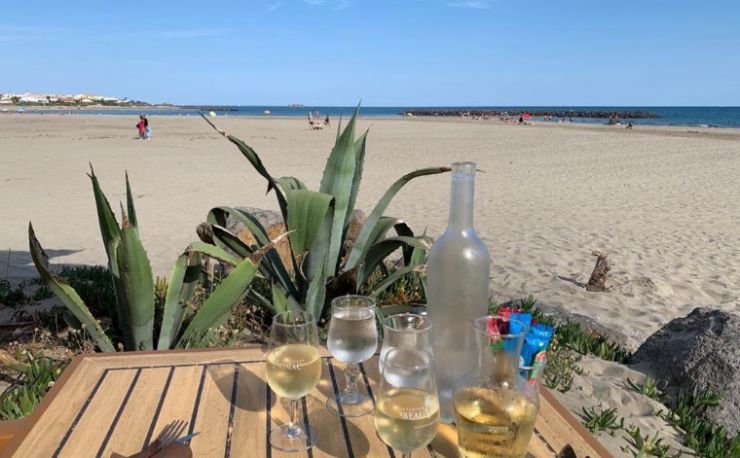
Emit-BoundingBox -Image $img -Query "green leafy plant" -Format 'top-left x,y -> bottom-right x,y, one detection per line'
494,296 -> 633,363
581,406 -> 625,435
622,426 -> 678,458
626,377 -> 664,400
0,354 -> 64,420
200,107 -> 447,319
28,168 -> 273,352
659,387 -> 739,457
543,346 -> 582,393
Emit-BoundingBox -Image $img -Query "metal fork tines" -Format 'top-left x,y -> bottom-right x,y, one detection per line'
156,420 -> 188,450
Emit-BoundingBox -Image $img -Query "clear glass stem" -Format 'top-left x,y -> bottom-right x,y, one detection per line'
343,363 -> 360,401
285,399 -> 303,439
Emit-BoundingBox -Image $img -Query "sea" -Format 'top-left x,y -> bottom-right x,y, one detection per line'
12,106 -> 740,128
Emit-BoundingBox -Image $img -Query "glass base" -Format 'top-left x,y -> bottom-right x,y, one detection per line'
326,392 -> 374,417
269,424 -> 316,452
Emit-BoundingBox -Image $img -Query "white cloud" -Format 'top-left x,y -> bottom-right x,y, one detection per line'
446,1 -> 491,9
268,1 -> 283,11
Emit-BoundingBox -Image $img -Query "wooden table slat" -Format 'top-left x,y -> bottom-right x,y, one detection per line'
0,346 -> 611,458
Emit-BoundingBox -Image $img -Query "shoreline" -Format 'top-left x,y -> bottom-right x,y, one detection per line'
2,105 -> 739,129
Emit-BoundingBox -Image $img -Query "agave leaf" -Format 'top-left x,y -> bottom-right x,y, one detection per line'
271,282 -> 289,313
211,225 -> 254,258
358,236 -> 430,290
370,264 -> 421,297
178,239 -> 275,345
246,288 -> 274,312
305,200 -> 335,319
116,222 -> 155,351
319,107 -> 361,273
125,171 -> 138,230
344,167 -> 451,272
87,166 -> 128,336
156,252 -> 200,350
208,207 -> 268,245
209,207 -> 300,298
28,223 -> 115,352
87,164 -> 121,260
185,241 -> 240,267
200,114 -> 289,220
409,235 -> 432,299
392,220 -> 414,264
276,176 -> 308,192
346,132 -> 368,228
285,190 -> 333,254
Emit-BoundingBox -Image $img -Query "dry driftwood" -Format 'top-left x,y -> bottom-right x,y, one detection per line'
586,250 -> 610,292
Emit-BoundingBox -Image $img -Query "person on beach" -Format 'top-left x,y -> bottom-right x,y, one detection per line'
324,114 -> 330,127
143,114 -> 152,139
136,115 -> 146,140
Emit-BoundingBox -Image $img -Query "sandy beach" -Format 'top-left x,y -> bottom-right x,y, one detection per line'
1,114 -> 739,347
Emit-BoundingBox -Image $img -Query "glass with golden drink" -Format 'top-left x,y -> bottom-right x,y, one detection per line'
453,316 -> 538,458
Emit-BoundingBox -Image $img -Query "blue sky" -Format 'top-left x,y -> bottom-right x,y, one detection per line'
1,0 -> 738,106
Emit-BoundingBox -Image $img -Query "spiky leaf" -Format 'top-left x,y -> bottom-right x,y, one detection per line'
276,176 -> 308,192
157,253 -> 200,349
125,172 -> 137,230
178,246 -> 267,345
28,223 -> 115,352
358,236 -> 430,290
370,264 -> 421,297
285,190 -> 333,254
116,223 -> 155,351
319,107 -> 363,273
344,167 -> 450,272
305,200 -> 335,319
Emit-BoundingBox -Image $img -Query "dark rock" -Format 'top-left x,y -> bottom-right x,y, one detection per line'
631,307 -> 740,434
499,298 -> 630,348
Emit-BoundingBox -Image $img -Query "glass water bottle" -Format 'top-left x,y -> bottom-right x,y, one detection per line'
426,161 -> 491,422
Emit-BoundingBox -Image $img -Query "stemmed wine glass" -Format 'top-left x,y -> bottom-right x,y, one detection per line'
375,347 -> 440,457
265,310 -> 321,452
379,312 -> 433,374
326,295 -> 378,417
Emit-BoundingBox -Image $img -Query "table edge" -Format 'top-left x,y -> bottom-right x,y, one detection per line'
1,346 -> 613,458
541,388 -> 614,458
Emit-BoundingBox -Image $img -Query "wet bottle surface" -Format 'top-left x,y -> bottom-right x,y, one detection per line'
426,162 -> 490,423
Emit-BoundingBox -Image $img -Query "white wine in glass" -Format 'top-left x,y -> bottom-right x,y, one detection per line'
326,295 -> 378,417
266,310 -> 321,452
375,347 -> 439,457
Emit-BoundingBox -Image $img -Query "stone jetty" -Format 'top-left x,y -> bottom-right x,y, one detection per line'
401,109 -> 659,119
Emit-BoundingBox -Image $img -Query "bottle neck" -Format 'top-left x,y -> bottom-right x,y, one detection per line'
448,175 -> 475,229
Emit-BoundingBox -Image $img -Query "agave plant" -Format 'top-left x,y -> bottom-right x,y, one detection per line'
28,167 -> 271,352
200,108 -> 449,320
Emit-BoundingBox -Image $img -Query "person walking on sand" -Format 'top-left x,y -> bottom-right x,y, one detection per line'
324,114 -> 330,127
143,114 -> 152,139
136,115 -> 146,140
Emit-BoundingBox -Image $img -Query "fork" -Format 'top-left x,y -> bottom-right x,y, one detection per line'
154,420 -> 188,451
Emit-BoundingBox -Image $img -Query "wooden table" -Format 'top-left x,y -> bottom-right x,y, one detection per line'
0,346 -> 611,457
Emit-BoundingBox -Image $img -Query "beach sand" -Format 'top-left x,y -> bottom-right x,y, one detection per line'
1,114 -> 739,347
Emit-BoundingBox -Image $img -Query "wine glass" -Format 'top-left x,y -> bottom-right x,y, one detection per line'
266,310 -> 321,452
375,347 -> 439,457
379,312 -> 432,374
326,295 -> 378,417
